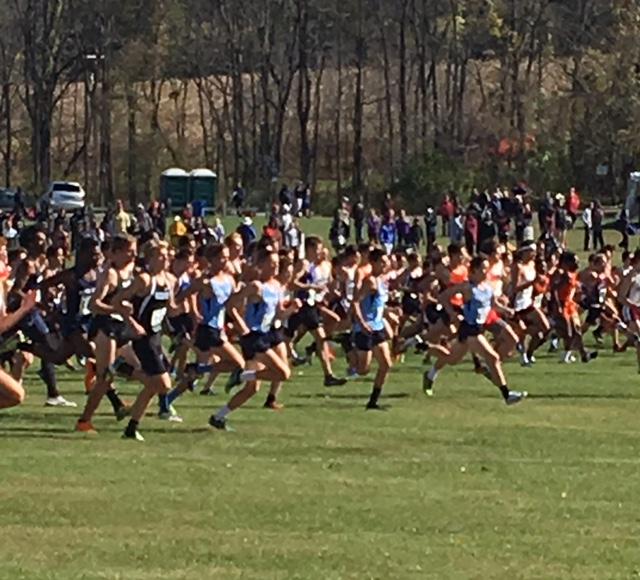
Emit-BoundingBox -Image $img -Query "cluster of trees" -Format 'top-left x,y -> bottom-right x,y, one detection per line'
0,0 -> 639,210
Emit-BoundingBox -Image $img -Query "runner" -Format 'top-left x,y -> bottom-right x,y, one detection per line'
352,248 -> 393,410
210,249 -> 296,431
422,255 -> 527,405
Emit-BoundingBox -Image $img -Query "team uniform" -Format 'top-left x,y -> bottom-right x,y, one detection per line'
240,281 -> 282,360
131,277 -> 171,376
354,277 -> 389,351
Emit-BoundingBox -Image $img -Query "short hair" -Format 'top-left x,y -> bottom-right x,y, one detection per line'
111,234 -> 136,253
470,255 -> 488,272
369,248 -> 386,263
305,236 -> 322,251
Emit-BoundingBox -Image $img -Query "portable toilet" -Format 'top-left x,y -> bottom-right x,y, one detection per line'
160,168 -> 189,209
189,168 -> 217,208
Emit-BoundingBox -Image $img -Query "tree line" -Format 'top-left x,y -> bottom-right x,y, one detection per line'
0,0 -> 638,211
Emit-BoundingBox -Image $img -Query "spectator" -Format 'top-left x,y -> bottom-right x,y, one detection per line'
278,185 -> 293,208
263,216 -> 283,250
581,203 -> 592,251
302,183 -> 312,217
423,206 -> 438,252
113,199 -> 131,235
438,194 -> 454,237
380,210 -> 397,254
464,211 -> 478,255
450,210 -> 464,244
231,182 -> 245,215
539,192 -> 555,235
566,187 -> 581,226
352,197 -> 365,243
407,217 -> 424,250
169,215 -> 188,248
330,198 -> 351,252
367,208 -> 381,244
396,209 -> 411,247
212,217 -> 225,242
134,204 -> 154,241
293,182 -> 306,216
285,218 -> 303,256
236,216 -> 257,254
592,200 -> 605,250
514,195 -> 533,245
554,194 -> 569,247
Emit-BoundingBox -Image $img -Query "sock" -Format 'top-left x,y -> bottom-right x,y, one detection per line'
499,385 -> 509,400
40,361 -> 58,398
125,419 -> 139,436
197,363 -> 214,374
472,355 -> 482,370
158,394 -> 170,414
240,369 -> 257,382
265,393 -> 276,405
215,405 -> 231,421
106,389 -> 124,412
166,387 -> 182,407
427,366 -> 438,381
368,387 -> 382,406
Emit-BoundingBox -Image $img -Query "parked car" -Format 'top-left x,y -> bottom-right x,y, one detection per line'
40,181 -> 86,211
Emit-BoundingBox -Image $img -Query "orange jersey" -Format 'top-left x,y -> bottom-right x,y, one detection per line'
558,271 -> 579,317
449,264 -> 468,307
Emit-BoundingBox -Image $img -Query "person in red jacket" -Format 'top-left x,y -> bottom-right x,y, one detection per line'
566,187 -> 581,226
439,194 -> 455,237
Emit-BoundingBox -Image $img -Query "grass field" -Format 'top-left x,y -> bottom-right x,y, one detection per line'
1,224 -> 639,580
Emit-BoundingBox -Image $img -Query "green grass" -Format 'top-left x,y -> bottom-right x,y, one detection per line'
1,225 -> 638,579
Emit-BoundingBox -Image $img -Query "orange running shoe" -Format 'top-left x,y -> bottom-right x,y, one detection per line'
75,420 -> 98,435
84,360 -> 96,393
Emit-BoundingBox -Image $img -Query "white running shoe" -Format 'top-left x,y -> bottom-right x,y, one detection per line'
122,430 -> 145,441
45,396 -> 77,408
159,405 -> 183,423
506,391 -> 528,406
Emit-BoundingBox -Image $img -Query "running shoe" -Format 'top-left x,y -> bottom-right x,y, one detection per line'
122,430 -> 145,441
45,396 -> 77,408
75,420 -> 97,435
291,356 -> 308,367
365,401 -> 388,411
505,390 -> 528,406
158,405 -> 183,423
581,351 -> 599,363
208,415 -> 233,431
115,404 -> 131,422
224,367 -> 243,393
263,400 -> 284,411
422,371 -> 434,397
324,375 -> 347,387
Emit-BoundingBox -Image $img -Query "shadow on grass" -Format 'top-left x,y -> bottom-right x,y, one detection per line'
291,392 -> 410,400
527,393 -> 637,400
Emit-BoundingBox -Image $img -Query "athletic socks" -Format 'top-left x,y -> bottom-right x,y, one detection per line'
367,387 -> 382,407
215,405 -> 231,421
499,385 -> 509,401
124,419 -> 139,437
265,393 -> 276,406
106,389 -> 124,412
158,394 -> 170,415
427,366 -> 438,382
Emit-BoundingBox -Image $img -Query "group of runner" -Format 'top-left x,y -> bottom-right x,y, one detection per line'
0,218 -> 637,439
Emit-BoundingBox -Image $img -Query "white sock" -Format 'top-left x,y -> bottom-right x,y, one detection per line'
240,369 -> 257,382
427,366 -> 438,381
215,405 -> 231,420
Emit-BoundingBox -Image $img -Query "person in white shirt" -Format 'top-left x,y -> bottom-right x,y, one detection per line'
581,205 -> 592,251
